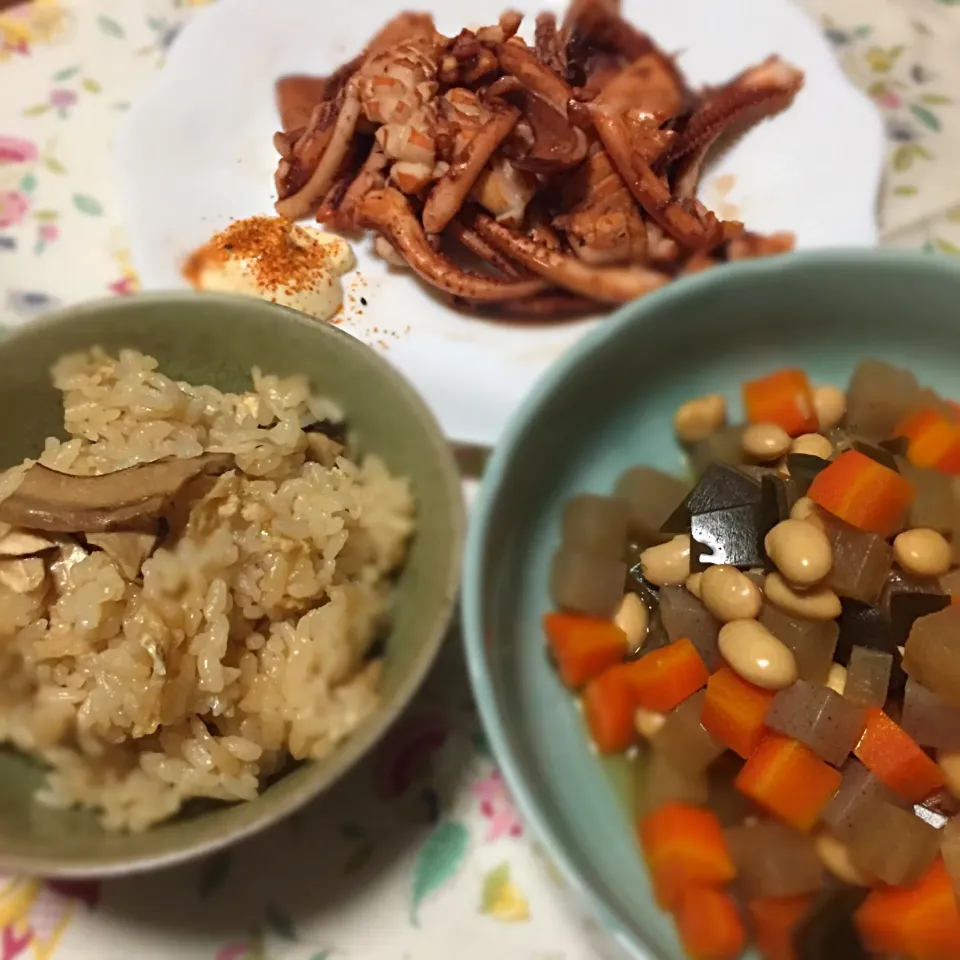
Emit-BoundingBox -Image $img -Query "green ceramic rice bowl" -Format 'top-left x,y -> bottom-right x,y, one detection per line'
462,250 -> 960,959
0,292 -> 464,877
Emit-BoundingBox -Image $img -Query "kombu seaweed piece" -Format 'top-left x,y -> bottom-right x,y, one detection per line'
661,463 -> 761,534
690,503 -> 765,571
786,453 -> 830,498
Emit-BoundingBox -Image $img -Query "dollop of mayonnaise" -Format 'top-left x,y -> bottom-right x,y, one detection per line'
183,216 -> 356,322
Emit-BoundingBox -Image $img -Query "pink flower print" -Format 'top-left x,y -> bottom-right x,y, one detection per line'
0,925 -> 31,960
0,192 -> 29,229
0,137 -> 38,165
878,90 -> 902,109
109,276 -> 137,296
38,223 -> 58,243
49,89 -> 77,109
472,769 -> 523,841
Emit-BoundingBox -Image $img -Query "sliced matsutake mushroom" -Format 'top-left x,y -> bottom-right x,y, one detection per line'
357,188 -> 548,301
0,454 -> 233,534
0,527 -> 57,557
85,531 -> 159,581
469,210 -> 670,303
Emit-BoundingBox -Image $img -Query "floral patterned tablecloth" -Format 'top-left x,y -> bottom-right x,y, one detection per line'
1,1 -> 960,958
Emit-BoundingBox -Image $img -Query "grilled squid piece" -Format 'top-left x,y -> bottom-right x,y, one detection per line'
497,38 -> 573,115
357,188 -> 548,300
447,218 -> 531,280
276,82 -> 363,220
269,1 -> 807,313
554,145 -> 648,265
666,55 -> 805,165
421,91 -> 522,234
470,211 -> 669,303
359,37 -> 445,194
591,105 -> 723,249
471,155 -> 539,229
455,290 -> 599,319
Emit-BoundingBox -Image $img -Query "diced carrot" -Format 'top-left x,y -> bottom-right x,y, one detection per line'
748,896 -> 813,960
896,408 -> 960,472
638,802 -> 736,909
937,438 -> 960,477
948,400 -> 960,422
674,887 -> 747,960
543,612 -> 626,689
618,638 -> 710,713
583,666 -> 637,754
701,667 -> 777,760
743,368 -> 818,437
734,733 -> 842,831
855,858 -> 960,959
853,707 -> 946,803
807,449 -> 915,538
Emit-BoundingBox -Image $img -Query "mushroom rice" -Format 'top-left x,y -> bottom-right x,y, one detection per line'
0,348 -> 414,831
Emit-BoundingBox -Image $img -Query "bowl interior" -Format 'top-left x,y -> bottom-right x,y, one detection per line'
0,293 -> 463,875
464,251 -> 960,959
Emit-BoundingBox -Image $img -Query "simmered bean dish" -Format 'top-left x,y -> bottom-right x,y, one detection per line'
545,361 -> 960,960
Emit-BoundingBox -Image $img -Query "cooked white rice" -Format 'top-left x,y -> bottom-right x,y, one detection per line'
0,348 -> 414,831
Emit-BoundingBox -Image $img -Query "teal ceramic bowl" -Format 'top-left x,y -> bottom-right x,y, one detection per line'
0,292 -> 464,876
462,250 -> 960,959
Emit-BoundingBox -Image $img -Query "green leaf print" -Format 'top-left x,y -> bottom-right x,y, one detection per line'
309,953 -> 332,960
45,157 -> 67,175
23,104 -> 50,117
892,144 -> 914,172
893,185 -> 918,196
197,849 -> 232,897
18,174 -> 37,193
264,903 -> 297,941
97,15 -> 126,38
480,862 -> 511,913
947,206 -> 960,224
73,194 -> 103,215
52,66 -> 80,82
82,78 -> 102,94
410,820 -> 469,926
33,210 -> 59,221
921,93 -> 953,106
935,238 -> 960,256
910,104 -> 941,132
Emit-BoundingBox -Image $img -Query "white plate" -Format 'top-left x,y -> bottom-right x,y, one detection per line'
116,0 -> 883,446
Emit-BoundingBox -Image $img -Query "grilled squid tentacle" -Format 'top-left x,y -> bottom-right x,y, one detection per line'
357,188 -> 548,301
469,211 -> 670,304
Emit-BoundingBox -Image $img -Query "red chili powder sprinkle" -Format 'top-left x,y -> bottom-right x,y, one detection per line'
182,216 -> 341,294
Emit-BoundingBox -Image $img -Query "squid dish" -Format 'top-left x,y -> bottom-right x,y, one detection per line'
272,0 -> 804,319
